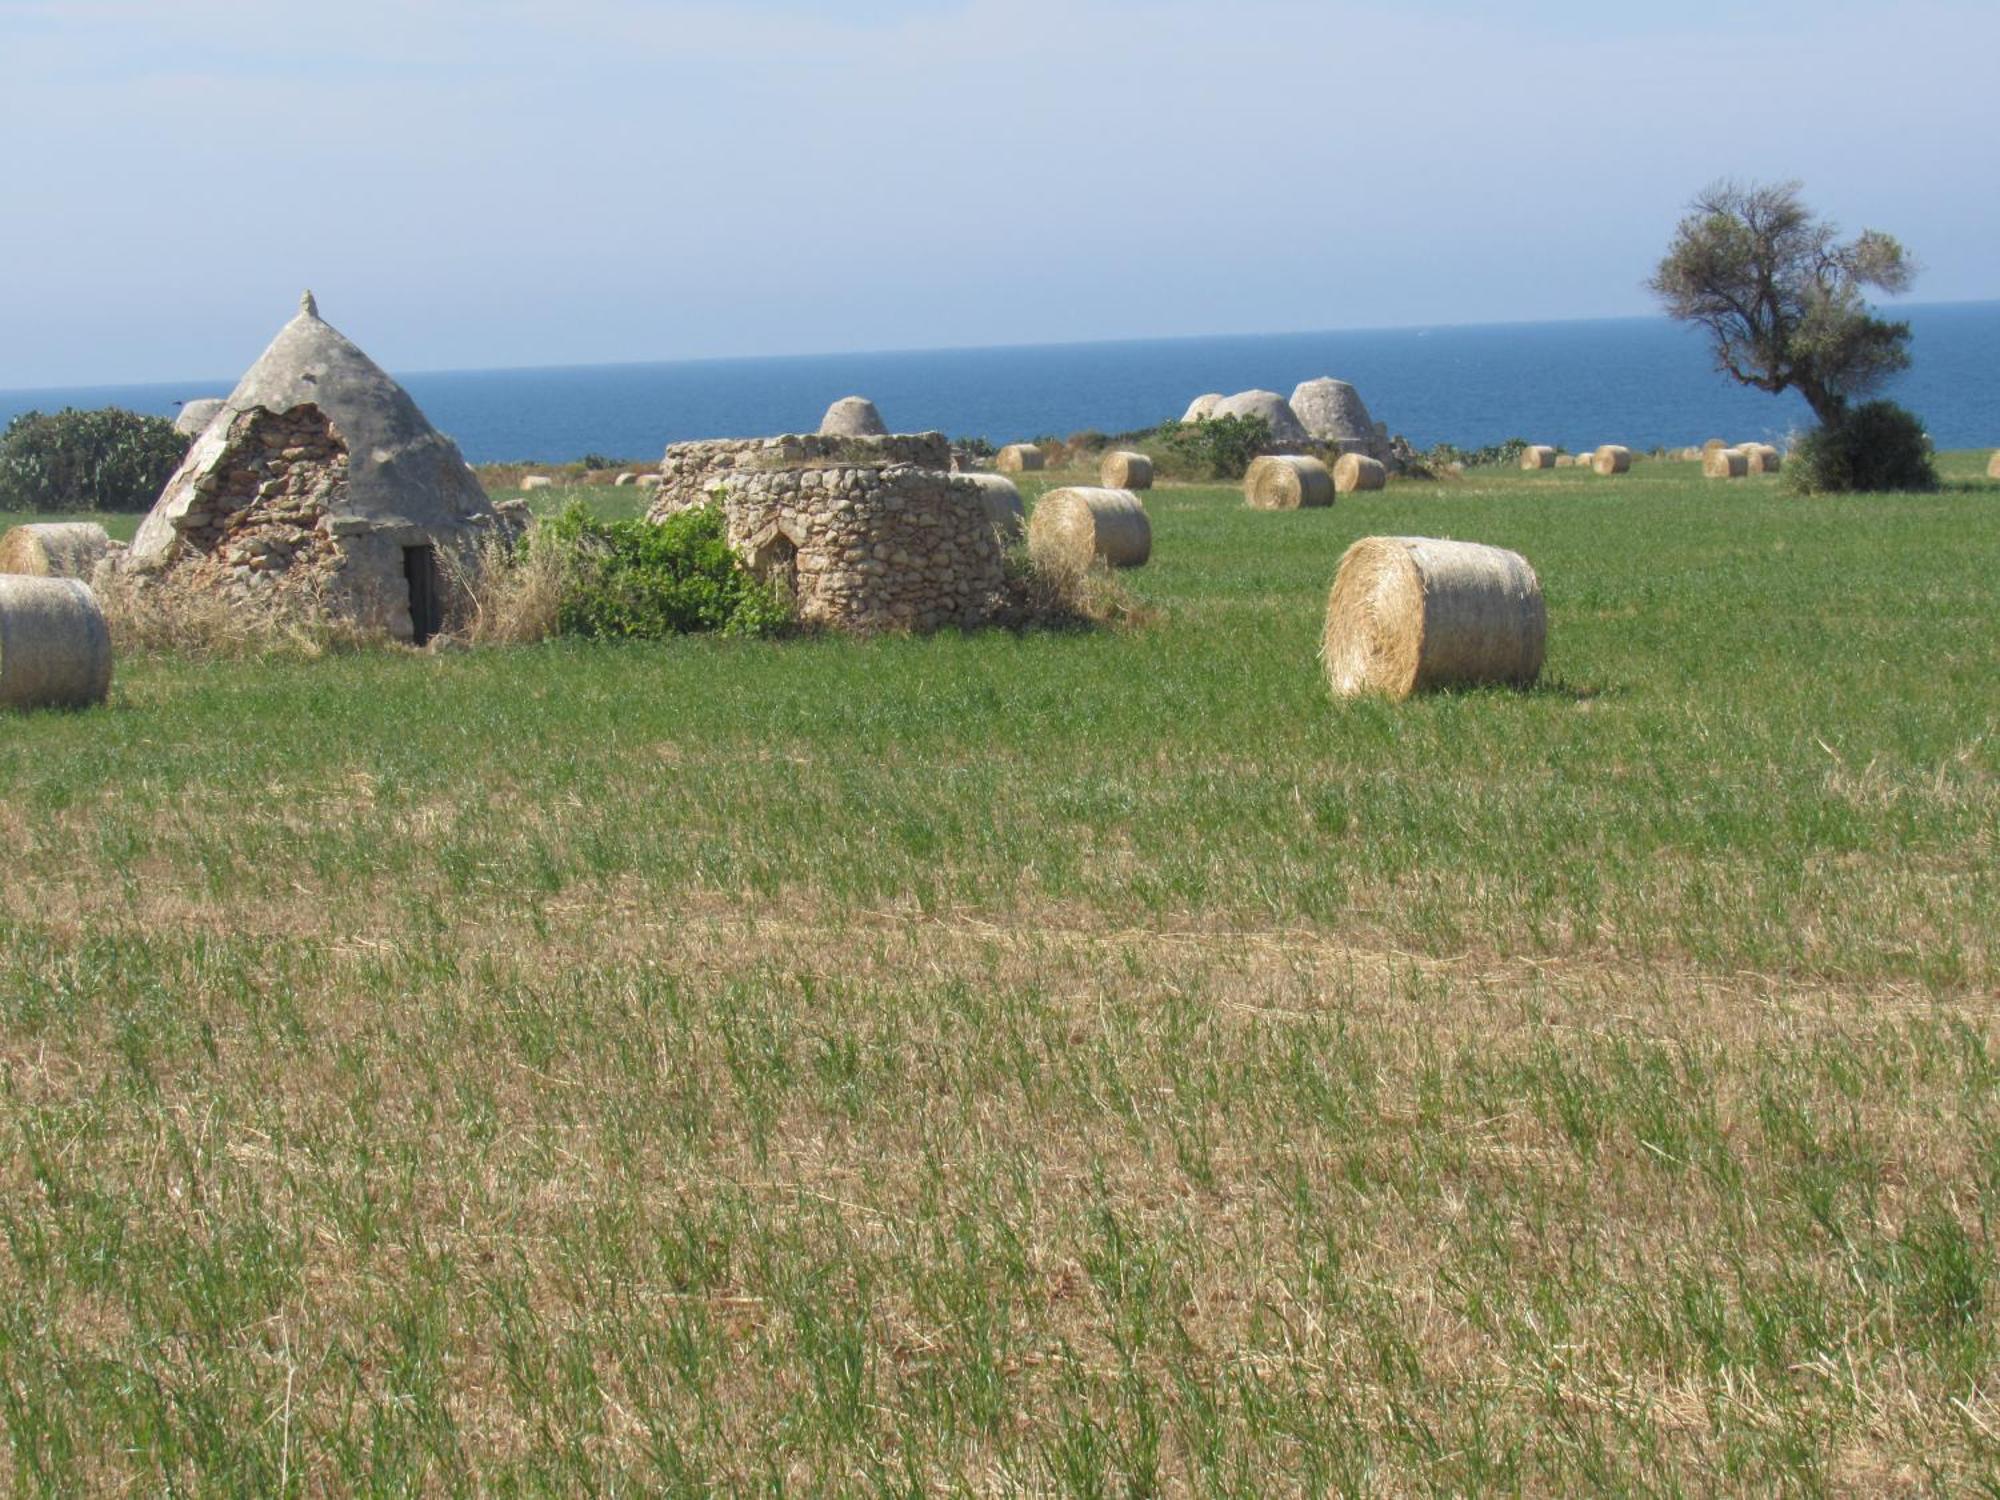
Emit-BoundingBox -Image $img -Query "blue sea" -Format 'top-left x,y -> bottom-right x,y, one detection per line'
4,302 -> 1996,464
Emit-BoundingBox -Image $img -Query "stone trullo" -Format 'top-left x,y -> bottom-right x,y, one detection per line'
122,293 -> 515,644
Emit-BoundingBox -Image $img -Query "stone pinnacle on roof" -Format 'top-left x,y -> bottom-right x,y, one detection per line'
300,289 -> 319,318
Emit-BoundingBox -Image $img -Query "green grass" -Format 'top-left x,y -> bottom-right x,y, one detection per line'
2,455 -> 1997,1492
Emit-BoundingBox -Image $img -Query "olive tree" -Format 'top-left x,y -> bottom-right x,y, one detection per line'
1648,180 -> 1915,426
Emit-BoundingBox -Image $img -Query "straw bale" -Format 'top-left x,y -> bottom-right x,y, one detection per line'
995,444 -> 1045,474
0,523 -> 111,579
1099,451 -> 1154,490
1322,536 -> 1545,700
1988,451 -> 2000,479
1332,454 -> 1387,493
0,576 -> 113,710
1520,446 -> 1557,470
1590,445 -> 1633,476
1741,443 -> 1782,474
1244,455 -> 1334,510
1027,487 -> 1150,569
959,472 -> 1026,543
1703,448 -> 1749,479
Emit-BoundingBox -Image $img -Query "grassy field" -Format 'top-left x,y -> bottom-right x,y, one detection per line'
2,453 -> 1997,1493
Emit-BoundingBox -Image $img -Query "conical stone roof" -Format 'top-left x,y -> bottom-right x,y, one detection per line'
1291,377 -> 1381,450
134,293 -> 494,563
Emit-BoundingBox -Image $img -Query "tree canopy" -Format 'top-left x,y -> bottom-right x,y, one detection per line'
1648,180 -> 1915,426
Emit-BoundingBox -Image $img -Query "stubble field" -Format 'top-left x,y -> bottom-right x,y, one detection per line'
1,452 -> 1996,1493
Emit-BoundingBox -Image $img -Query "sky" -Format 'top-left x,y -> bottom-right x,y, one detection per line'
2,0 -> 1996,388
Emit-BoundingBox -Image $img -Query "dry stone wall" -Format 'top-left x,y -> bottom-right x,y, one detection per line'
648,433 -> 1005,633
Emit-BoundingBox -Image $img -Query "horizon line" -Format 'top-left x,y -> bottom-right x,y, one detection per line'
3,296 -> 1994,402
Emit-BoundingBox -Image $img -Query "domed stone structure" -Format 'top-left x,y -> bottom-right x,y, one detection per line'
1211,390 -> 1310,447
123,293 -> 513,644
1290,377 -> 1390,460
818,396 -> 889,437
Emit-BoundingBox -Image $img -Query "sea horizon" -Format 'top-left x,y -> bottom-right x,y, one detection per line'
5,299 -> 1997,463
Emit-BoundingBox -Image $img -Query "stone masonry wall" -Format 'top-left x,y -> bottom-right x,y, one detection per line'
647,434 -> 1004,633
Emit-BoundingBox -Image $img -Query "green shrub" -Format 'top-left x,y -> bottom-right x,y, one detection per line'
1783,400 -> 1937,495
1421,437 -> 1530,471
0,406 -> 190,512
1155,414 -> 1273,479
578,452 -> 615,472
534,502 -> 790,639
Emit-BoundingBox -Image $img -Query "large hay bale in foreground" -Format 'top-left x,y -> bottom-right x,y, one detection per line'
0,576 -> 113,710
0,523 -> 111,579
995,443 -> 1045,474
1322,536 -> 1545,700
1028,487 -> 1150,569
1590,445 -> 1633,476
959,472 -> 1026,543
1741,443 -> 1783,474
1099,450 -> 1154,489
819,396 -> 888,437
1520,446 -> 1557,470
1333,454 -> 1387,493
1704,448 -> 1749,479
1244,455 -> 1334,510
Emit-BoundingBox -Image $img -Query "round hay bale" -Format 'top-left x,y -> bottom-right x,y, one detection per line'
1988,450 -> 2000,480
1212,390 -> 1310,446
1590,445 -> 1633,476
819,396 -> 888,437
613,472 -> 638,487
521,475 -> 554,491
995,443 -> 1045,474
1099,450 -> 1154,489
1701,438 -> 1729,454
1332,453 -> 1387,493
1027,487 -> 1150,569
1181,393 -> 1223,423
1322,536 -> 1545,701
1741,443 -> 1782,475
1244,455 -> 1334,510
1520,446 -> 1557,470
0,576 -> 113,710
959,472 -> 1026,543
1553,454 -> 1577,468
1703,448 -> 1749,479
0,523 -> 111,579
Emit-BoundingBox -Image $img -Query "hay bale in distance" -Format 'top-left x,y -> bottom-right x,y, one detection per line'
1590,445 -> 1633,476
1181,393 -> 1223,423
1244,455 -> 1335,510
1027,487 -> 1150,569
1332,453 -> 1387,493
1321,536 -> 1545,700
819,396 -> 888,437
1099,450 -> 1154,490
1701,438 -> 1728,454
1988,450 -> 2000,480
1520,446 -> 1557,470
521,475 -> 554,491
1703,448 -> 1749,479
0,523 -> 111,579
613,472 -> 638,486
995,443 -> 1045,474
0,576 -> 113,710
960,472 -> 1026,543
1741,443 -> 1783,474
1553,454 -> 1577,468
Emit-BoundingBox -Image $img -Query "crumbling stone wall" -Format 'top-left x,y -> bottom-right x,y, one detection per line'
648,433 -> 1005,633
127,403 -> 510,640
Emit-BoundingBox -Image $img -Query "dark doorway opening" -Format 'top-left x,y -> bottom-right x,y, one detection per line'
404,545 -> 442,646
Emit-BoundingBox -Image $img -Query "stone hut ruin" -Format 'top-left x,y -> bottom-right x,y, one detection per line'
818,396 -> 888,437
121,293 -> 511,644
646,431 -> 1008,633
172,398 -> 227,436
1290,377 -> 1392,461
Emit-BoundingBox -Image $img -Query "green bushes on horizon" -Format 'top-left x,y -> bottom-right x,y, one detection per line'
0,406 -> 189,513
